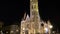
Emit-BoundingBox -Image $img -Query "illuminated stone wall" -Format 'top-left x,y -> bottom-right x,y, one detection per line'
10,25 -> 19,34
20,0 -> 53,34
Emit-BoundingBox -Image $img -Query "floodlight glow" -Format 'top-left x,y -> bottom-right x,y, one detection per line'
23,28 -> 25,30
10,31 -> 14,33
44,28 -> 48,33
49,25 -> 53,29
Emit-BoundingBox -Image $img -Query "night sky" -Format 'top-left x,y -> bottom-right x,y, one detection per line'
0,0 -> 59,32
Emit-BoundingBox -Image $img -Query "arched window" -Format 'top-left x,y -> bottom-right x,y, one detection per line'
25,30 -> 28,34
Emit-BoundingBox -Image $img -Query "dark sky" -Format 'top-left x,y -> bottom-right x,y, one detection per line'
0,0 -> 59,31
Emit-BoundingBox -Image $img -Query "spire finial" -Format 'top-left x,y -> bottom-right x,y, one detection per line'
23,12 -> 26,20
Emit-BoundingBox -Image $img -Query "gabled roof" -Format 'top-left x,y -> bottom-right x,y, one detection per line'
26,14 -> 30,20
21,12 -> 30,22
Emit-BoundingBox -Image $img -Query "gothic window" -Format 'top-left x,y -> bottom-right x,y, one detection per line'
32,5 -> 33,9
22,32 -> 24,34
31,33 -> 33,34
32,4 -> 36,9
36,33 -> 40,34
32,11 -> 35,15
25,30 -> 28,34
27,24 -> 29,27
34,5 -> 36,9
36,15 -> 38,19
41,23 -> 44,27
32,4 -> 36,10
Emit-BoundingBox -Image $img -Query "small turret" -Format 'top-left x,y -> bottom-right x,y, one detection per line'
21,12 -> 26,21
26,14 -> 30,21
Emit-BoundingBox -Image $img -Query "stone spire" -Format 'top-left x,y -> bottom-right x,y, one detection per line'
21,12 -> 26,21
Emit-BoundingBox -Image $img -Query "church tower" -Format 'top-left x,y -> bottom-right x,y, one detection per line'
20,0 -> 53,34
30,0 -> 41,34
20,0 -> 42,34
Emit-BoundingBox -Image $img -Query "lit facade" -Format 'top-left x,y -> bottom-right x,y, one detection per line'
0,21 -> 4,34
20,0 -> 53,34
10,25 -> 19,34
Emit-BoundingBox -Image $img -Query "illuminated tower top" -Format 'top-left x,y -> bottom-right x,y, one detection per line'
30,0 -> 41,33
30,0 -> 40,22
